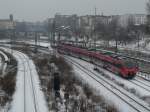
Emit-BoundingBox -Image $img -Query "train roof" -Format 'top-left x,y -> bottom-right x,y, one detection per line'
61,44 -> 123,64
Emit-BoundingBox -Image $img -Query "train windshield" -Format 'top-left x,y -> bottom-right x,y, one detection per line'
124,61 -> 136,68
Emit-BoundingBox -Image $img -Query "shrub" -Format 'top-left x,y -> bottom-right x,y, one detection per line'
2,71 -> 16,96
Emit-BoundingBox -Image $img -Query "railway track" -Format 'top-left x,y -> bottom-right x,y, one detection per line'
21,51 -> 38,112
18,53 -> 26,112
2,42 -> 150,112
23,55 -> 26,112
132,76 -> 150,94
0,46 -> 48,112
38,44 -> 150,81
9,50 -> 39,112
64,54 -> 150,101
24,44 -> 150,95
35,45 -> 150,95
25,53 -> 39,112
129,79 -> 150,93
16,42 -> 150,81
64,55 -> 150,112
137,72 -> 150,81
135,76 -> 150,87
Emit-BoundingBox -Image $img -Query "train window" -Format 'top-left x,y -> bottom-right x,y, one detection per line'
124,61 -> 136,68
115,63 -> 122,68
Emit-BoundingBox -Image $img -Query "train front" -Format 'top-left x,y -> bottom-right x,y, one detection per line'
120,61 -> 139,79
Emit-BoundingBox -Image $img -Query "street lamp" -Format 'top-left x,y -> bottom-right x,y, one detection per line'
115,28 -> 120,53
56,26 -> 71,44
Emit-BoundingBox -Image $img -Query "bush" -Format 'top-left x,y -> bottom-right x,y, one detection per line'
0,51 -> 17,106
2,71 -> 16,96
26,48 -> 119,112
106,104 -> 118,112
84,84 -> 93,99
50,56 -> 72,74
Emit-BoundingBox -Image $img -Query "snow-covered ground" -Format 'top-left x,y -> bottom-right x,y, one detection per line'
105,38 -> 150,55
69,56 -> 150,96
1,48 -> 48,112
145,40 -> 150,51
0,36 -> 150,54
0,39 -> 11,43
64,55 -> 150,112
0,56 -> 2,71
27,41 -> 50,48
9,39 -> 150,112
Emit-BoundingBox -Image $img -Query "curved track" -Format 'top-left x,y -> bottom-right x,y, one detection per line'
0,46 -> 48,112
2,42 -> 150,112
15,51 -> 39,112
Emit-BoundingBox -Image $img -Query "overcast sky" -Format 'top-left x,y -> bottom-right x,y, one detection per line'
0,0 -> 148,22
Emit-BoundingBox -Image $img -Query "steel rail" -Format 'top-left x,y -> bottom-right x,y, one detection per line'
65,56 -> 150,112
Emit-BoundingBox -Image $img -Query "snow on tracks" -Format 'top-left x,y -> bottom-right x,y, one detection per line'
64,56 -> 150,112
1,48 -> 48,112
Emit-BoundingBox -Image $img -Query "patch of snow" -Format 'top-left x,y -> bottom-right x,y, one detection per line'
1,48 -> 48,112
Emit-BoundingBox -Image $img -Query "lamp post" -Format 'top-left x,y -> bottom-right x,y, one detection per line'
11,20 -> 15,55
135,24 -> 141,51
115,28 -> 120,53
34,32 -> 38,53
94,7 -> 97,52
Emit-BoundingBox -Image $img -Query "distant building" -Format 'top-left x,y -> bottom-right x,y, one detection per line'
16,21 -> 47,32
0,15 -> 15,39
0,14 -> 15,31
133,14 -> 147,25
0,19 -> 14,30
47,13 -> 147,39
54,13 -> 78,32
79,15 -> 112,28
118,14 -> 147,27
78,15 -> 112,35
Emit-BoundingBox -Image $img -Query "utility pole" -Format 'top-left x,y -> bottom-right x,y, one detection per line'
10,14 -> 14,55
94,7 -> 97,52
114,18 -> 119,53
93,7 -> 98,70
48,19 -> 52,51
137,30 -> 140,50
52,20 -> 56,46
34,32 -> 38,53
115,29 -> 118,53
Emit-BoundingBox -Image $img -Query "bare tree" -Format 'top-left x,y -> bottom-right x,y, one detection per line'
146,0 -> 150,35
127,15 -> 135,30
108,17 -> 120,52
147,0 -> 150,15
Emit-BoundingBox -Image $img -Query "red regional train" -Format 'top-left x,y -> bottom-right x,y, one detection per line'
57,43 -> 139,79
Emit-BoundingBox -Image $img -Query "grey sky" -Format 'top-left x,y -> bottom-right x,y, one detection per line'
0,0 -> 148,21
